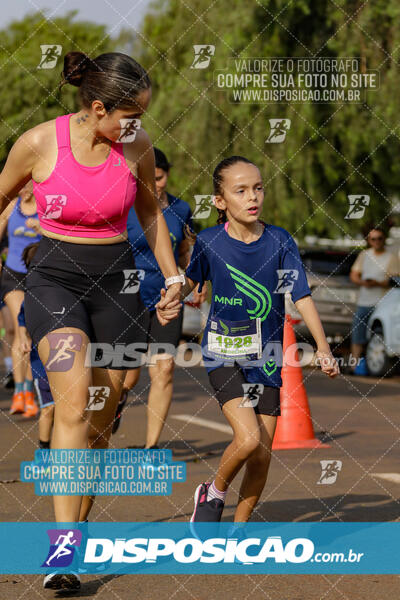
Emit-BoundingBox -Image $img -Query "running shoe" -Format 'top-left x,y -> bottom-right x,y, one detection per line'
22,391 -> 39,418
4,372 -> 14,389
190,482 -> 224,538
112,388 -> 129,434
43,572 -> 80,590
9,391 -> 24,415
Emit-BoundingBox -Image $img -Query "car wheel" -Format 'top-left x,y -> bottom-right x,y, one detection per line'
366,329 -> 395,377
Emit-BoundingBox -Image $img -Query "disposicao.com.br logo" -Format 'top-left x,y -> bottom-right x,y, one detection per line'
1,522 -> 383,574
82,534 -> 363,567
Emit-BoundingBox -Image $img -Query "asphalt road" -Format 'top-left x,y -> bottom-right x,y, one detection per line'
1,365 -> 400,599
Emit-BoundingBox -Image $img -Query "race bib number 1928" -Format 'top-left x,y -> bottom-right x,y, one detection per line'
207,317 -> 262,360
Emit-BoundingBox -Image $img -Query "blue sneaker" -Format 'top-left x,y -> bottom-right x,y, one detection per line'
190,482 -> 224,540
354,357 -> 369,376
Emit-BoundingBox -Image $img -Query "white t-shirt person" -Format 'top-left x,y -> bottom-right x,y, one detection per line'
351,248 -> 398,307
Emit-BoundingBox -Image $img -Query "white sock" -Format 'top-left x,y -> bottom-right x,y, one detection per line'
4,357 -> 12,372
207,480 -> 227,503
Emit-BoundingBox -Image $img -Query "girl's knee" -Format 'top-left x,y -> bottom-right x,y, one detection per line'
234,432 -> 261,458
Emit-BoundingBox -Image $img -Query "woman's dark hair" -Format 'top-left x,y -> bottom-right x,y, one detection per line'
154,147 -> 171,172
60,52 -> 151,112
213,156 -> 254,224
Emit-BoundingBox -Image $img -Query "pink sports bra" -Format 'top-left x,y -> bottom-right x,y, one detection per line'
33,114 -> 137,238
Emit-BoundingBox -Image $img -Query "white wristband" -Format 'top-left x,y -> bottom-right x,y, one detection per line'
165,274 -> 185,288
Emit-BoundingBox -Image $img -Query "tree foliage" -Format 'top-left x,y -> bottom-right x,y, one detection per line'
134,0 -> 400,238
0,10 -> 132,167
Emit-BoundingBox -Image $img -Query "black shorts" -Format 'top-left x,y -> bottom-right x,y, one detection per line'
24,236 -> 149,369
208,363 -> 281,416
1,265 -> 26,300
145,307 -> 183,355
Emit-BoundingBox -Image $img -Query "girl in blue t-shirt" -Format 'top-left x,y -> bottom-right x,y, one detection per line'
156,156 -> 339,532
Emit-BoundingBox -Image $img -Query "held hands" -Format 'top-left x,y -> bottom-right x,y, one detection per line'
315,348 -> 340,378
156,283 -> 182,326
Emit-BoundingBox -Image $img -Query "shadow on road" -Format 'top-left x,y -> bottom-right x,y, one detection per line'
256,492 -> 400,522
54,574 -> 123,598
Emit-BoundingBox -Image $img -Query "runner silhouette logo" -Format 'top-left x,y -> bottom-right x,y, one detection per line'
317,460 -> 342,485
345,195 -> 370,219
44,195 -> 67,219
86,386 -> 110,411
239,383 -> 264,408
120,269 -> 145,294
45,333 -> 82,372
193,195 -> 214,219
117,118 -> 141,143
190,45 -> 215,69
41,529 -> 82,568
266,119 -> 291,143
37,45 -> 62,69
274,269 -> 299,293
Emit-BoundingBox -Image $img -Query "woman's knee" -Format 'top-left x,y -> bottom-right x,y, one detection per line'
247,445 -> 272,474
149,359 -> 174,385
234,431 -> 261,458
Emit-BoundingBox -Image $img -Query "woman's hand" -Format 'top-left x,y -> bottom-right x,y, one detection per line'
156,283 -> 182,326
315,348 -> 340,378
19,327 -> 32,354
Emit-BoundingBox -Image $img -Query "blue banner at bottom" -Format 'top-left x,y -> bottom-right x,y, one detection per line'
0,522 -> 396,574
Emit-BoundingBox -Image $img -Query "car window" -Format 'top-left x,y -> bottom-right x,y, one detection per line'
300,250 -> 356,276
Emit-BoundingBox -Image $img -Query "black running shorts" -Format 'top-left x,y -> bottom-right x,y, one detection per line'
208,362 -> 281,416
147,308 -> 184,353
24,236 -> 149,369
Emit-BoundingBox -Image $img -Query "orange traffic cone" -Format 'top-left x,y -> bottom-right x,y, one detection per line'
272,315 -> 329,449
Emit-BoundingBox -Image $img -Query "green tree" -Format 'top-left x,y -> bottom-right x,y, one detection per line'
0,10 -> 134,167
134,0 -> 400,239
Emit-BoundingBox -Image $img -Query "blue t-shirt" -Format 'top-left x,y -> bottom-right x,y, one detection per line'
127,193 -> 193,309
6,198 -> 41,273
185,222 -> 311,388
18,302 -> 47,380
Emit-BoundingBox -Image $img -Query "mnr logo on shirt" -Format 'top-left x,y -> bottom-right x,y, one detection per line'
226,264 -> 272,322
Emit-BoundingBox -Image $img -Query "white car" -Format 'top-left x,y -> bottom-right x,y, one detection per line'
181,292 -> 209,340
366,281 -> 400,377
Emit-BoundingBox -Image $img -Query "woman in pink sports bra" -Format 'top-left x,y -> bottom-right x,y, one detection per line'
0,51 -> 183,591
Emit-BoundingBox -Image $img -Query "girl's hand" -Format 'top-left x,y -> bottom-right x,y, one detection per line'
315,348 -> 340,378
156,285 -> 182,326
183,224 -> 197,246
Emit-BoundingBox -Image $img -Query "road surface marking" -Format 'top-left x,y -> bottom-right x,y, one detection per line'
172,414 -> 232,435
371,473 -> 400,484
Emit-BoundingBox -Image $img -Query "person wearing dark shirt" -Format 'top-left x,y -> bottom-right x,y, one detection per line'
114,148 -> 206,447
157,156 -> 339,533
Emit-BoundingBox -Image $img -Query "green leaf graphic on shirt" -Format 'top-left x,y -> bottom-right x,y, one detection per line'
263,360 -> 277,376
226,263 -> 272,322
219,320 -> 229,336
169,232 -> 177,252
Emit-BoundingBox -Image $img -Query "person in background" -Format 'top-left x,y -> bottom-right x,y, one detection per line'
0,181 -> 41,416
350,227 -> 399,375
115,148 -> 206,446
18,243 -> 54,448
0,238 -> 14,388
